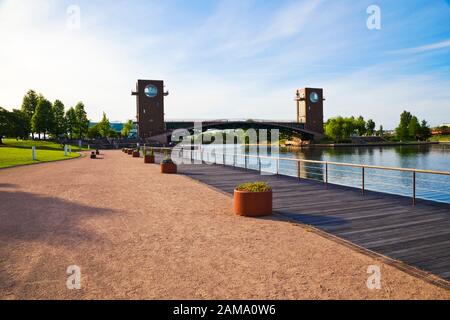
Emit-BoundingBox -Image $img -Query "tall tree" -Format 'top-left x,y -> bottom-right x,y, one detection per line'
366,119 -> 376,136
98,112 -> 111,138
21,90 -> 39,138
9,109 -> 30,139
395,110 -> 412,141
408,116 -> 420,140
121,119 -> 134,138
354,116 -> 367,136
0,107 -> 9,144
31,97 -> 53,139
65,107 -> 78,139
74,102 -> 89,139
419,120 -> 431,141
377,125 -> 384,137
51,100 -> 66,138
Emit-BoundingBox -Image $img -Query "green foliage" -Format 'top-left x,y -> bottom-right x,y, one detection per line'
395,111 -> 431,141
377,125 -> 384,137
419,120 -> 431,140
74,102 -> 89,139
235,182 -> 272,192
51,100 -> 66,138
21,90 -> 39,121
366,119 -> 376,136
324,116 -> 353,142
121,119 -> 134,137
87,123 -> 101,139
98,112 -> 111,138
31,97 -> 54,139
0,107 -> 8,144
65,107 -> 78,139
395,110 -> 412,141
354,116 -> 366,136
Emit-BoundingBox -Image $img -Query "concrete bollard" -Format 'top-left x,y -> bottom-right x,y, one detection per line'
64,145 -> 68,156
32,146 -> 36,160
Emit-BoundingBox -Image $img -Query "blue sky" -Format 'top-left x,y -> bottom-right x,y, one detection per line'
0,0 -> 449,128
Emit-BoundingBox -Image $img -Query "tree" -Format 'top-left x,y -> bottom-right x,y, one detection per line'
87,124 -> 101,139
8,109 -> 30,139
366,119 -> 376,136
121,119 -> 134,137
65,107 -> 77,139
408,116 -> 420,140
419,120 -> 431,141
395,110 -> 413,141
98,112 -> 111,138
0,107 -> 9,144
21,90 -> 39,138
31,97 -> 53,139
354,116 -> 366,136
51,100 -> 66,138
74,102 -> 89,139
377,125 -> 384,137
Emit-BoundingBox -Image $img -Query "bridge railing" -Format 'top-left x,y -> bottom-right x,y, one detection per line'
166,145 -> 450,205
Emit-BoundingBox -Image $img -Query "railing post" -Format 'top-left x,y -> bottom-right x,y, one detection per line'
413,171 -> 416,205
325,162 -> 328,189
362,167 -> 365,195
223,152 -> 225,166
258,157 -> 261,173
276,158 -> 279,175
297,161 -> 301,180
245,154 -> 248,170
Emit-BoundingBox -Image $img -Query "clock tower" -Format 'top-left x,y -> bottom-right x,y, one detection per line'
295,87 -> 324,134
132,79 -> 168,139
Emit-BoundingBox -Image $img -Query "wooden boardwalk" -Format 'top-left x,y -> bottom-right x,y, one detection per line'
176,161 -> 450,282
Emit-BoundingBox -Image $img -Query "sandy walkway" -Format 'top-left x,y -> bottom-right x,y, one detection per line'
0,150 -> 448,299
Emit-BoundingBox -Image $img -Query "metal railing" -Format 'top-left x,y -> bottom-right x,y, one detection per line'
162,145 -> 450,205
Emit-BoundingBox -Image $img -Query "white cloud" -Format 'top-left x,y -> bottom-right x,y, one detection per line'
390,39 -> 450,54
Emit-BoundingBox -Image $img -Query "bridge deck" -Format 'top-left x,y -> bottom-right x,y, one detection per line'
175,161 -> 450,282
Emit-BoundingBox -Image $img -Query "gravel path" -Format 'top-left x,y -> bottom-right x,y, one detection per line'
0,150 -> 448,299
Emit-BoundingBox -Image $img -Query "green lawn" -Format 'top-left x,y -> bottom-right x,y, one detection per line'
429,135 -> 450,142
0,139 -> 83,169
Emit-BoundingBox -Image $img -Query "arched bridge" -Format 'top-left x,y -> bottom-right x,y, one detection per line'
163,120 -> 321,142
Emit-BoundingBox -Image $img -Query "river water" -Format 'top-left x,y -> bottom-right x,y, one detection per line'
197,143 -> 450,204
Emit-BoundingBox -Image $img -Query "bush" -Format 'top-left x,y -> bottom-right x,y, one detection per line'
161,158 -> 174,164
235,182 -> 271,192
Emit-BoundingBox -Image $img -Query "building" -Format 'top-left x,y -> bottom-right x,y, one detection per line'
132,79 -> 168,139
295,88 -> 324,134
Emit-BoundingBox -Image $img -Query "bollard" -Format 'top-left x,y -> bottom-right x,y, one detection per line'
64,145 -> 68,156
32,146 -> 36,160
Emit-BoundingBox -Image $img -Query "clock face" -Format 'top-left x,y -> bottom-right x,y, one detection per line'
309,91 -> 319,103
144,84 -> 158,98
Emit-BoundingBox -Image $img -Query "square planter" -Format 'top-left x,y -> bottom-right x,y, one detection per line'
132,151 -> 140,158
233,189 -> 272,217
161,162 -> 177,174
144,155 -> 155,163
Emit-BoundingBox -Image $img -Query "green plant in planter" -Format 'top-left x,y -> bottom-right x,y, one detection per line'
149,148 -> 154,156
235,182 -> 271,192
161,149 -> 174,164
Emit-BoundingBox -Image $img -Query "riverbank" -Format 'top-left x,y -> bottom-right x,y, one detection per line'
282,141 -> 440,148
